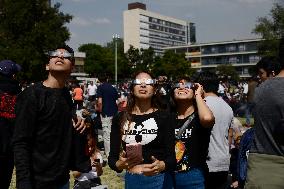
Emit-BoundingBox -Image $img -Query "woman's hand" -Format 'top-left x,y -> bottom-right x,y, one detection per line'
91,160 -> 103,176
194,83 -> 204,98
231,181 -> 239,188
72,116 -> 86,134
142,156 -> 165,176
115,151 -> 140,170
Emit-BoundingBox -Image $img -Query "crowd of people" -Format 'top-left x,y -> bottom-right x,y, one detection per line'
0,39 -> 283,189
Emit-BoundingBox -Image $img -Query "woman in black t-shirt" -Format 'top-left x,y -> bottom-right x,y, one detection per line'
170,79 -> 214,189
108,71 -> 176,189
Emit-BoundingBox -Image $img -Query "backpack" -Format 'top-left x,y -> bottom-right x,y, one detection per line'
0,92 -> 17,119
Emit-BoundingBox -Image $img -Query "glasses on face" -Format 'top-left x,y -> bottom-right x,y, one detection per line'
132,78 -> 155,85
48,50 -> 73,59
174,82 -> 194,89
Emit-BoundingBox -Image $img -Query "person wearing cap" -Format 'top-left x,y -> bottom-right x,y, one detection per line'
12,45 -> 92,189
0,60 -> 22,189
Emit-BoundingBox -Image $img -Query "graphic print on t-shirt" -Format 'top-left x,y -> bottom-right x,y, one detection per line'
122,118 -> 158,145
175,127 -> 193,171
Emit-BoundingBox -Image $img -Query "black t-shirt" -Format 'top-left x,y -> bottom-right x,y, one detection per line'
13,83 -> 91,189
108,110 -> 176,172
175,112 -> 211,172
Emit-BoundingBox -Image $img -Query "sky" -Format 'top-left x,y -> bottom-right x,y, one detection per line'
54,0 -> 276,51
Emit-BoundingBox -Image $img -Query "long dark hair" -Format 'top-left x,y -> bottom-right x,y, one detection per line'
119,71 -> 160,135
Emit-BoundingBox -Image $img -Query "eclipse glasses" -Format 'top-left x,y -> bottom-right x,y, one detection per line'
132,78 -> 156,85
173,82 -> 196,90
48,50 -> 73,59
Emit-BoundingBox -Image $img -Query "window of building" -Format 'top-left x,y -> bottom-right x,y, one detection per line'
228,56 -> 237,63
140,15 -> 149,22
140,22 -> 149,29
238,43 -> 245,51
227,44 -> 236,52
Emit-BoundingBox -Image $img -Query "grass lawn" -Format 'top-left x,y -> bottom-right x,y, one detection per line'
9,165 -> 125,189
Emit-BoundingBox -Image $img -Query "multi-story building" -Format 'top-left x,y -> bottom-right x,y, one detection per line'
123,2 -> 196,56
71,52 -> 89,78
163,38 -> 262,77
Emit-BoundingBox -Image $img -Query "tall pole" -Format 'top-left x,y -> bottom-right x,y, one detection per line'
113,34 -> 119,86
115,36 -> 117,86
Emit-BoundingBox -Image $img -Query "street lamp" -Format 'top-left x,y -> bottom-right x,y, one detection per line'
113,34 -> 119,86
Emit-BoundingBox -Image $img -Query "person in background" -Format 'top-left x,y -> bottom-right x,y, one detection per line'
73,127 -> 103,189
108,71 -> 176,189
87,81 -> 97,102
96,76 -> 119,158
256,55 -> 281,83
170,78 -> 215,189
245,39 -> 284,189
73,83 -> 84,110
0,60 -> 21,189
244,77 -> 258,127
156,76 -> 171,111
236,127 -> 254,189
195,71 -> 234,189
13,45 -> 91,189
229,118 -> 243,151
229,134 -> 242,189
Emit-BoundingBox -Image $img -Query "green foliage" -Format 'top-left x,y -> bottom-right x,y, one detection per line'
216,64 -> 239,81
152,50 -> 194,80
125,46 -> 156,74
78,41 -> 131,81
79,43 -> 112,77
125,45 -> 141,69
253,3 -> 284,57
0,0 -> 72,81
80,41 -> 195,81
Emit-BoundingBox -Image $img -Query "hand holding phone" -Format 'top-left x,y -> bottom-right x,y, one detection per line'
126,143 -> 143,166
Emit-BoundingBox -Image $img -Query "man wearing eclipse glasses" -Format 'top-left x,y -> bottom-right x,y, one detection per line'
13,45 -> 91,189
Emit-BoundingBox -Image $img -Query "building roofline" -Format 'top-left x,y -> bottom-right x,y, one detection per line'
163,38 -> 263,49
124,7 -> 191,25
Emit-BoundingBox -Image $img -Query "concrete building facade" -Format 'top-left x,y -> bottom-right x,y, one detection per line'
164,38 -> 262,77
123,2 -> 196,56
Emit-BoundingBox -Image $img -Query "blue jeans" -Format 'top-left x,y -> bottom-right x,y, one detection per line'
125,172 -> 173,189
174,168 -> 205,189
58,181 -> 69,189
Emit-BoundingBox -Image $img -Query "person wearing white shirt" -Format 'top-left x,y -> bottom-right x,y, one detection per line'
87,81 -> 97,102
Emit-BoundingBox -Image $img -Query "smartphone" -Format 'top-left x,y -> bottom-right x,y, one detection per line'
126,143 -> 143,165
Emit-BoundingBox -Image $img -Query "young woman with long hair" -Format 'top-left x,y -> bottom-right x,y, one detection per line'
170,79 -> 215,189
73,126 -> 103,189
108,71 -> 176,189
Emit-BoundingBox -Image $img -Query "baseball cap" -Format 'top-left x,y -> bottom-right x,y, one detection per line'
0,60 -> 22,77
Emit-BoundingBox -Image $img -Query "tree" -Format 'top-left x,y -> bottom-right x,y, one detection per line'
152,50 -> 193,80
140,47 -> 155,72
79,41 -> 131,81
253,3 -> 284,57
79,43 -> 113,78
125,45 -> 141,70
0,0 -> 72,81
216,64 -> 239,81
106,38 -> 131,80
